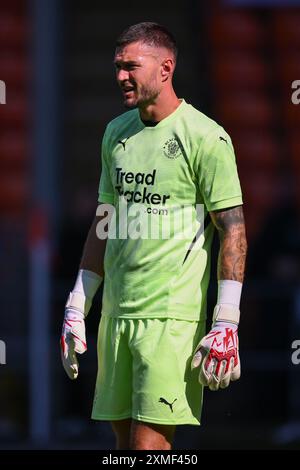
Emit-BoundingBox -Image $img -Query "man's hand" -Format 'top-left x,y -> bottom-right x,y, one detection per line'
61,306 -> 87,380
191,305 -> 241,391
60,270 -> 103,380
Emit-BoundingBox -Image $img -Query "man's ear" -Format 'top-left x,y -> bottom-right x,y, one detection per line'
161,58 -> 174,81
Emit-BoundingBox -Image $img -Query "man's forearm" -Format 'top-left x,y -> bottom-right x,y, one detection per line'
62,208 -> 107,380
79,211 -> 108,277
210,206 -> 247,282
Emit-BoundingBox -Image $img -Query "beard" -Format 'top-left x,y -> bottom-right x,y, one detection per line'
123,83 -> 160,109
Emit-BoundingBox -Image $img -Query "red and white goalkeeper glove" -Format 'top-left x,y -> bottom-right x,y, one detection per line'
61,293 -> 89,380
60,269 -> 102,380
191,304 -> 241,391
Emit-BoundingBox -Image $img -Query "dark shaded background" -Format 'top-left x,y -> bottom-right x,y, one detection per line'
0,0 -> 300,450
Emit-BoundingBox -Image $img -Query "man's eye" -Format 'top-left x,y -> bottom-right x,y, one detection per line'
115,65 -> 136,71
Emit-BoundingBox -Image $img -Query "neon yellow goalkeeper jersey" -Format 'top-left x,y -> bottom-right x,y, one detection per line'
98,99 -> 243,321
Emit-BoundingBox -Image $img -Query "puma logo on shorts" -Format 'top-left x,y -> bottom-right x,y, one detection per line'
159,397 -> 177,413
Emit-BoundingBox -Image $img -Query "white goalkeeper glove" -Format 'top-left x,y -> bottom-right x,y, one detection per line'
61,294 -> 88,380
60,269 -> 102,380
191,304 -> 241,391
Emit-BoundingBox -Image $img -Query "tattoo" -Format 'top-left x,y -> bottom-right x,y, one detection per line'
210,206 -> 247,282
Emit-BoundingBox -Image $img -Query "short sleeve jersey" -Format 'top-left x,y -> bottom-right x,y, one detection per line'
98,99 -> 243,321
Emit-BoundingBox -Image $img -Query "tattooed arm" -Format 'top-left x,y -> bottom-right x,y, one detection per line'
210,205 -> 247,282
191,205 -> 247,391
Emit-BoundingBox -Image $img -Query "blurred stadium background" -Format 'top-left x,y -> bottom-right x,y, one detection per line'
0,0 -> 300,450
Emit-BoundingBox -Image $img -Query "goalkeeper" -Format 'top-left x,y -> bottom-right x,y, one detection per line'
60,22 -> 247,450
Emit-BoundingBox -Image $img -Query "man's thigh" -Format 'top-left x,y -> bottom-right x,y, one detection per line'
111,418 -> 175,450
130,419 -> 176,450
111,418 -> 132,450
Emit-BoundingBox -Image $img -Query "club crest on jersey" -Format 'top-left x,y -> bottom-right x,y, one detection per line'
163,138 -> 182,159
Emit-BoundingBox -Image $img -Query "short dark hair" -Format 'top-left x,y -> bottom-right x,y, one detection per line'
116,22 -> 178,61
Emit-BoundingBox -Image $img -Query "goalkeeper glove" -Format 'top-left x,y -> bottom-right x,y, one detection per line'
61,293 -> 88,380
191,304 -> 240,391
60,270 -> 102,380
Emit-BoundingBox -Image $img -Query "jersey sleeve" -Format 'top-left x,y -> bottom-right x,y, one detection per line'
195,126 -> 243,211
98,126 -> 115,204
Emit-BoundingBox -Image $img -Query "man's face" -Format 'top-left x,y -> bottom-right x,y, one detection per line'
114,41 -> 164,108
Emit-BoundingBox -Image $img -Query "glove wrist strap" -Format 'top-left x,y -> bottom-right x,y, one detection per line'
65,292 -> 91,316
212,304 -> 240,326
65,269 -> 103,317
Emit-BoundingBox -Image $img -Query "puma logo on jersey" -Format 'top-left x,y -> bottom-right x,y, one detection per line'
159,397 -> 177,413
118,137 -> 130,150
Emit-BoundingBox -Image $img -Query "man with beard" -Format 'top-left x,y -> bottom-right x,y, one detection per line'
60,22 -> 247,450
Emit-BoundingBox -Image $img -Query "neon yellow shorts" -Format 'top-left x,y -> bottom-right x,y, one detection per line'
91,314 -> 206,425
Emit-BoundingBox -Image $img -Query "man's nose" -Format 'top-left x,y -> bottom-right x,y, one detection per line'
117,69 -> 129,82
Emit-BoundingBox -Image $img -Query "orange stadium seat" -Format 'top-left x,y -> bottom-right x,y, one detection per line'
0,13 -> 29,50
210,10 -> 266,50
214,92 -> 275,129
232,131 -> 280,174
0,172 -> 29,214
211,52 -> 270,90
276,56 -> 300,90
273,10 -> 300,49
0,132 -> 29,170
0,93 -> 28,128
241,173 -> 282,240
0,55 -> 29,88
282,98 -> 300,129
